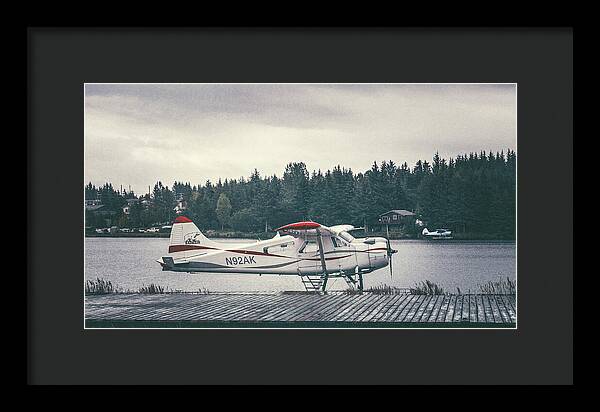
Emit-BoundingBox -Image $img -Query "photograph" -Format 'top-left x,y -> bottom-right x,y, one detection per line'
83,83 -> 517,328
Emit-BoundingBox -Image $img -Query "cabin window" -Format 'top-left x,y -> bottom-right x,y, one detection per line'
299,241 -> 319,254
265,243 -> 290,254
393,215 -> 398,220
339,231 -> 355,243
333,237 -> 348,247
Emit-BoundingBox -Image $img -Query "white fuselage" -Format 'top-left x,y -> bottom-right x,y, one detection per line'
159,233 -> 390,276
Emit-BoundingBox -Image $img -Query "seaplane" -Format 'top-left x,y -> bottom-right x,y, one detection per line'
422,228 -> 453,239
157,216 -> 397,292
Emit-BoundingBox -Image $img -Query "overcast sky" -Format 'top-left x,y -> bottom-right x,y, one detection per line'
85,83 -> 516,195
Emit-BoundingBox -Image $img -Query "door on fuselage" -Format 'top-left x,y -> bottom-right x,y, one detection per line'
297,237 -> 321,275
330,235 -> 359,272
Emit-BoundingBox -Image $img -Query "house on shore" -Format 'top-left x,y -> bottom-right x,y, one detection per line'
375,209 -> 417,232
84,199 -> 117,227
122,198 -> 140,215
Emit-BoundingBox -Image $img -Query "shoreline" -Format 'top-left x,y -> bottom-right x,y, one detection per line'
85,232 -> 515,242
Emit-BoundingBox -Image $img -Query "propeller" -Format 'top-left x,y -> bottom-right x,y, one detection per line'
385,237 -> 398,279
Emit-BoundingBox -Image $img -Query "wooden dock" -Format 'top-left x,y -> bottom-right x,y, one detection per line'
85,293 -> 516,328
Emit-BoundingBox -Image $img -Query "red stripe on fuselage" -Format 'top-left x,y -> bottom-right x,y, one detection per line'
305,254 -> 352,261
226,249 -> 288,258
168,246 -> 381,260
168,245 -> 218,253
168,244 -> 289,258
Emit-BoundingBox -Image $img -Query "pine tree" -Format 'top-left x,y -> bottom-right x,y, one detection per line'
215,193 -> 232,230
86,149 -> 516,238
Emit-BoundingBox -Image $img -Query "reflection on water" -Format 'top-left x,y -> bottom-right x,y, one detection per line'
85,238 -> 516,293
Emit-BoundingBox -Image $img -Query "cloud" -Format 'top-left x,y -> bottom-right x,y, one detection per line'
85,83 -> 516,194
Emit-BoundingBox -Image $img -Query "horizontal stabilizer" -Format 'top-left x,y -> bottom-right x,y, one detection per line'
161,256 -> 175,270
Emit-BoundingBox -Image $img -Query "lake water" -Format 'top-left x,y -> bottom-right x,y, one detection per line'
85,238 -> 516,293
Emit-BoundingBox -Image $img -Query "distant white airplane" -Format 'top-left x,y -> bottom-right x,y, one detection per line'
422,228 -> 453,239
157,216 -> 397,291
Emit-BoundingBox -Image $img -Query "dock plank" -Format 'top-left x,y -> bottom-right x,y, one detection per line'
259,294 -> 318,321
444,295 -> 456,322
344,295 -> 386,322
461,295 -> 471,322
319,294 -> 367,321
427,295 -> 444,322
226,294 -> 288,321
193,294 -> 269,321
370,294 -> 407,322
404,295 -> 427,322
495,295 -> 512,324
379,294 -> 412,322
475,295 -> 486,323
263,294 -> 321,322
414,295 -> 435,323
85,293 -> 517,326
488,295 -> 504,323
295,295 -> 346,321
331,294 -> 375,321
453,295 -> 465,322
469,295 -> 478,323
482,295 -> 494,322
392,295 -> 420,322
499,295 -> 517,323
434,295 -> 451,322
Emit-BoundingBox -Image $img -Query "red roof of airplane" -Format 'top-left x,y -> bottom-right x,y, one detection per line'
275,221 -> 321,231
174,216 -> 193,224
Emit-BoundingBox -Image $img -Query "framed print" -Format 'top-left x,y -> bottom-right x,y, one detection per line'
28,27 -> 572,385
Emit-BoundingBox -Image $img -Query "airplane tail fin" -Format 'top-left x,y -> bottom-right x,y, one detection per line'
422,228 -> 429,235
168,216 -> 219,253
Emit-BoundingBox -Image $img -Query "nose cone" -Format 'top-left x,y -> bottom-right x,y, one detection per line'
368,241 -> 388,269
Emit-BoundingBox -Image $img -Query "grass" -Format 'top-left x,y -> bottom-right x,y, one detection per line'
86,276 -> 515,297
344,284 -> 410,295
410,280 -> 445,295
368,284 -> 411,295
478,276 -> 516,295
85,277 -> 116,295
138,283 -> 165,294
343,281 -> 445,295
85,277 -> 213,295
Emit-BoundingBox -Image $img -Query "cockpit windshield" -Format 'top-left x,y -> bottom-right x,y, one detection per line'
339,231 -> 355,243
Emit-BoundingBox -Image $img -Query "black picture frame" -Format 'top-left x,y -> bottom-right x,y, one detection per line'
27,28 -> 573,385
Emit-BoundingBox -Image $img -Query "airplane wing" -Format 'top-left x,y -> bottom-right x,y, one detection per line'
328,224 -> 355,235
275,221 -> 336,237
275,221 -> 321,232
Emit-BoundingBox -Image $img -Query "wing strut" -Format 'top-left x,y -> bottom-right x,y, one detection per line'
315,228 -> 328,292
